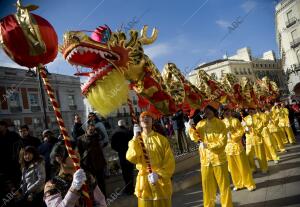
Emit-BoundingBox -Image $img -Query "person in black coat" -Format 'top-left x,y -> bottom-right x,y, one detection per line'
0,121 -> 22,207
19,125 -> 41,149
172,110 -> 190,153
77,123 -> 107,197
38,129 -> 58,181
110,120 -> 134,195
71,114 -> 85,144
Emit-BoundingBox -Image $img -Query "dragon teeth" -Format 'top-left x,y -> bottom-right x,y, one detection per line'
78,47 -> 84,55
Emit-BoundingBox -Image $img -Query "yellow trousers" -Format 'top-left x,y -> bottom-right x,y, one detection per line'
227,152 -> 256,190
246,144 -> 268,173
264,143 -> 279,161
138,198 -> 171,207
271,131 -> 286,152
262,129 -> 279,161
279,128 -> 289,144
201,163 -> 233,207
281,127 -> 296,144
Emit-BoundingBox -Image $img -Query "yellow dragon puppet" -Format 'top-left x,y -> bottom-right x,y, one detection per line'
60,25 -> 279,116
60,25 -> 205,116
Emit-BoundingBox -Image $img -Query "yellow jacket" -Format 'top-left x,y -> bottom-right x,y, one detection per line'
266,111 -> 280,133
126,130 -> 175,200
244,114 -> 263,146
189,117 -> 227,166
258,112 -> 274,146
272,106 -> 290,127
222,117 -> 245,155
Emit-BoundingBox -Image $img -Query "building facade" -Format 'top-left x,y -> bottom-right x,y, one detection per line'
0,66 -> 85,138
188,47 -> 288,94
275,0 -> 300,96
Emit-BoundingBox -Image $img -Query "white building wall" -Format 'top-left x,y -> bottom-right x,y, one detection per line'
275,0 -> 300,94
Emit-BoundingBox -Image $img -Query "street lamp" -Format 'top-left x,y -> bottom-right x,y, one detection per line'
26,67 -> 50,129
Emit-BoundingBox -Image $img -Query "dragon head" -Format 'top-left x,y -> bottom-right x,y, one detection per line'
60,25 -> 158,116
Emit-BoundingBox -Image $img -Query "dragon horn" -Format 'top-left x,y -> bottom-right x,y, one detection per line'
139,25 -> 158,45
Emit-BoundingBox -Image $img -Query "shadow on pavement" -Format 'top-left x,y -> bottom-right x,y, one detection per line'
253,161 -> 300,178
279,154 -> 300,163
238,194 -> 300,207
255,174 -> 300,189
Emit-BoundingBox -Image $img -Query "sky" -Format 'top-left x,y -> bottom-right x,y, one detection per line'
0,0 -> 280,77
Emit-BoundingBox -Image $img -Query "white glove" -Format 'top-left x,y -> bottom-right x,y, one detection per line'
133,124 -> 142,138
186,119 -> 194,130
227,132 -> 231,140
188,119 -> 194,126
71,169 -> 87,191
241,121 -> 246,127
148,172 -> 159,185
245,127 -> 249,132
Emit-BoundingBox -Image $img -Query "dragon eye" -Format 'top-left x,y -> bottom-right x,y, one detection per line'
72,35 -> 80,42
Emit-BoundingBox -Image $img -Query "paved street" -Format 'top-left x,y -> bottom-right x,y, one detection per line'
173,139 -> 300,207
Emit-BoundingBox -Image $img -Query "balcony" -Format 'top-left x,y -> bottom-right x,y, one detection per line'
286,64 -> 300,76
10,106 -> 22,113
31,105 -> 41,112
286,17 -> 297,28
69,105 -> 77,110
290,37 -> 300,49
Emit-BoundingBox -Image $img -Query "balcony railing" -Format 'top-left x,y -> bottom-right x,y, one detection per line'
286,17 -> 297,28
290,37 -> 300,49
10,106 -> 22,113
31,105 -> 41,112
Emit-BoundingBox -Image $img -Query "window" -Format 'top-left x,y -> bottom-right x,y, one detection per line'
9,92 -> 21,108
135,107 -> 138,113
260,64 -> 263,67
29,93 -> 39,106
68,95 -> 75,106
132,96 -> 137,105
248,68 -> 251,74
291,29 -> 299,41
33,117 -> 42,128
287,10 -> 293,21
234,68 -> 238,74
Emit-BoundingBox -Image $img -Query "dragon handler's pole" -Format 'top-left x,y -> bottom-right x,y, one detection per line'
37,64 -> 92,207
127,98 -> 153,173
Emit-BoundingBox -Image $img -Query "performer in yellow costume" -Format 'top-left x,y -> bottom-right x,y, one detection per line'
272,103 -> 296,144
258,109 -> 280,164
266,107 -> 287,152
189,105 -> 233,207
222,107 -> 256,191
126,111 -> 175,207
242,108 -> 268,173
278,103 -> 296,144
